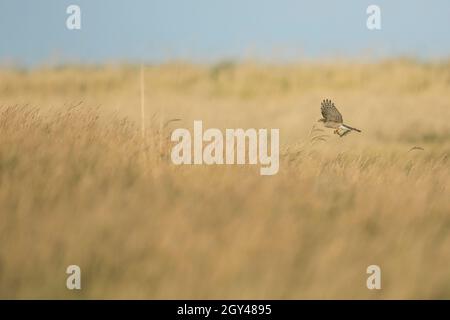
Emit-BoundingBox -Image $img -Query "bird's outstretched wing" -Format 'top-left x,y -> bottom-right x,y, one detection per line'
321,99 -> 343,123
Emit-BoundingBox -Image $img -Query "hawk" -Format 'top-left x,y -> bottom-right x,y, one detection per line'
318,99 -> 361,137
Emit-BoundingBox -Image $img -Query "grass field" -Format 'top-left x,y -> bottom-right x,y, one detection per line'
0,59 -> 449,299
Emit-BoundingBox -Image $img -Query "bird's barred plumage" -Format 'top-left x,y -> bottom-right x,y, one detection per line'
321,99 -> 343,123
318,99 -> 361,137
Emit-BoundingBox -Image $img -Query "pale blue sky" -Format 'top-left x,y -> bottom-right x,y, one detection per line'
1,0 -> 449,66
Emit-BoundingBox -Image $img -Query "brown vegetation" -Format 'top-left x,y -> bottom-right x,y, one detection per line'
0,59 -> 449,298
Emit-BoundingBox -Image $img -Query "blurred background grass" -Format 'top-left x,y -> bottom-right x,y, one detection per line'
0,59 -> 449,298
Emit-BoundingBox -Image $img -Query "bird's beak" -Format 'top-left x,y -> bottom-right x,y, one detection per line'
317,119 -> 322,122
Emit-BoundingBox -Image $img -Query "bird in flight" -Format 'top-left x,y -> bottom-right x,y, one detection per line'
318,99 -> 361,137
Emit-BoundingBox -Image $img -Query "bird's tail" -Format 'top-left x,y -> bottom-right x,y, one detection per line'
343,124 -> 361,132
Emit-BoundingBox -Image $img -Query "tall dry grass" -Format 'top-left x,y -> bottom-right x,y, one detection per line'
0,59 -> 449,299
